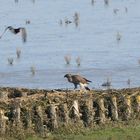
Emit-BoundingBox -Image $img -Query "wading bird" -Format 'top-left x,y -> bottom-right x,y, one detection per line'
8,57 -> 14,65
64,74 -> 92,90
0,26 -> 27,43
16,48 -> 21,59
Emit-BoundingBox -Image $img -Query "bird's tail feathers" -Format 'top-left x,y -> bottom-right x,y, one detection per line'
83,78 -> 92,83
85,86 -> 90,91
86,79 -> 92,83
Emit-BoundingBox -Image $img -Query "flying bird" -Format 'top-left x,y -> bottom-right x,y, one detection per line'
64,74 -> 92,90
0,26 -> 27,43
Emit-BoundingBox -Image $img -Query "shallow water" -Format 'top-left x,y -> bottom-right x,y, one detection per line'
0,0 -> 140,89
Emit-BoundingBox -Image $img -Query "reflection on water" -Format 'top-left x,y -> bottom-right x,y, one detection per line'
0,0 -> 140,89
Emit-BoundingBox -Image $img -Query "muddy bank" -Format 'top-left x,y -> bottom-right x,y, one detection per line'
0,87 -> 140,138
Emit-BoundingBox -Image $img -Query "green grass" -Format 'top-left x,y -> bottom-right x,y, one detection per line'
26,123 -> 140,140
53,127 -> 140,140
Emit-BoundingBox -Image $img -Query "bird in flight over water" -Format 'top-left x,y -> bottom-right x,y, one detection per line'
64,74 -> 92,91
0,26 -> 27,43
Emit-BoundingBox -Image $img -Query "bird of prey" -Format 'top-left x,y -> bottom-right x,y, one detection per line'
64,74 -> 92,90
0,26 -> 27,43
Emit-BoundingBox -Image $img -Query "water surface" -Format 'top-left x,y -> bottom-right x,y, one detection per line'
0,0 -> 140,89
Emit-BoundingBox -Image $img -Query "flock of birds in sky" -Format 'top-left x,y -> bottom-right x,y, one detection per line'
0,0 -> 135,90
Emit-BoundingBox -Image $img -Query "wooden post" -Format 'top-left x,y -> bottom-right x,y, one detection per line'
98,98 -> 106,123
0,109 -> 8,135
24,107 -> 32,128
110,96 -> 118,121
124,96 -> 131,120
36,106 -> 43,120
136,95 -> 140,113
13,100 -> 21,124
71,100 -> 81,120
59,103 -> 69,124
81,99 -> 94,127
35,106 -> 44,135
49,104 -> 58,130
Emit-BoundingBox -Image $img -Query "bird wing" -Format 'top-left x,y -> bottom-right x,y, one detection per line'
0,27 -> 9,38
72,75 -> 90,84
21,28 -> 27,43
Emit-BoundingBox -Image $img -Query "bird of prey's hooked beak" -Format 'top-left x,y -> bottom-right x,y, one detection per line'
0,26 -> 27,43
